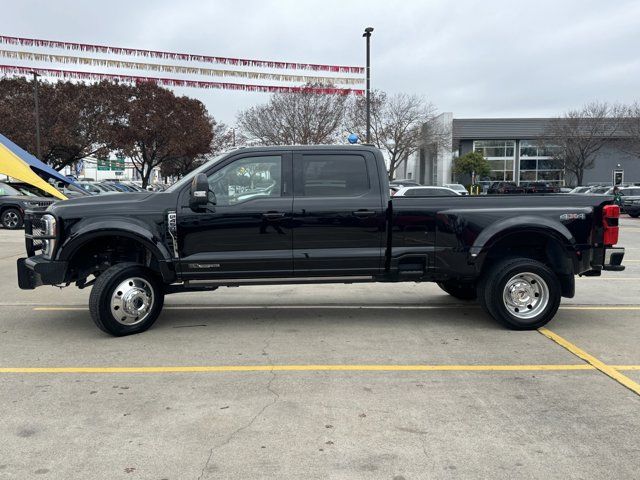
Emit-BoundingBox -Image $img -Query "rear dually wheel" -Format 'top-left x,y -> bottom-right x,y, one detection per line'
478,257 -> 561,330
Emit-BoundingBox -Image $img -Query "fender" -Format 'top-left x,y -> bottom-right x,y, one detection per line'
468,215 -> 576,262
57,217 -> 173,272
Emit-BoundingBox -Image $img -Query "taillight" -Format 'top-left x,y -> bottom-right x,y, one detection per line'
602,204 -> 619,246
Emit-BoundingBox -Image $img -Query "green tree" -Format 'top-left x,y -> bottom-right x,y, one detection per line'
453,151 -> 490,181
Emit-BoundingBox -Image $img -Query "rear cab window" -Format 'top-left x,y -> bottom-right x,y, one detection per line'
295,154 -> 370,197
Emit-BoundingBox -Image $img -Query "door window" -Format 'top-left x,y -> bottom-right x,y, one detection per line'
207,155 -> 282,206
298,154 -> 369,197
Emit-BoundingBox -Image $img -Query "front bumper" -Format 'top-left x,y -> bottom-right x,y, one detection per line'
17,256 -> 68,290
602,247 -> 625,271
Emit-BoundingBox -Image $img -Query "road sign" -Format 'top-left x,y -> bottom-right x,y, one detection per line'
97,158 -> 124,171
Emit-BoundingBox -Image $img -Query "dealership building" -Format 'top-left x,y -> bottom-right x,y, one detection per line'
398,115 -> 639,187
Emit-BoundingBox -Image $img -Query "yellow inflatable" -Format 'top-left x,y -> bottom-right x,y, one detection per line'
0,134 -> 66,200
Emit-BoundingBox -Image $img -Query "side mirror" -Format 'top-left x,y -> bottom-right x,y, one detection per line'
190,173 -> 214,211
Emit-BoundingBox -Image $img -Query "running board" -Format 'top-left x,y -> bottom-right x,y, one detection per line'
184,276 -> 374,288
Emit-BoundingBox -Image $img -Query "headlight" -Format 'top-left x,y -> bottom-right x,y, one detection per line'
22,201 -> 41,209
41,214 -> 57,259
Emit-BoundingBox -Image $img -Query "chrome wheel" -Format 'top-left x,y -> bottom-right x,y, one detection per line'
3,211 -> 20,228
502,272 -> 549,320
110,277 -> 154,326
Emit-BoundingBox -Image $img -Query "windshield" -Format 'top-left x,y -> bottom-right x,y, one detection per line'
0,182 -> 21,196
0,182 -> 53,197
165,153 -> 228,193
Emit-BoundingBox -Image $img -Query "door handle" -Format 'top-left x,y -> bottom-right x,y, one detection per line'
352,209 -> 377,217
262,211 -> 286,220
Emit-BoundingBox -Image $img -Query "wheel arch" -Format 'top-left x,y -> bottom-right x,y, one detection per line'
58,219 -> 175,283
473,219 -> 577,298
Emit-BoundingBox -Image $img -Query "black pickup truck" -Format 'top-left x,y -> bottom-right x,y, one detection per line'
17,145 -> 625,336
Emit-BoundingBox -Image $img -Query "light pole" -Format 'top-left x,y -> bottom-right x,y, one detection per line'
363,27 -> 374,143
31,71 -> 42,160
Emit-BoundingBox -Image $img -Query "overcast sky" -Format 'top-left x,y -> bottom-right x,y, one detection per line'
3,0 -> 640,126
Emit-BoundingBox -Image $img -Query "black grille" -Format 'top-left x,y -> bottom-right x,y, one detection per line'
24,210 -> 47,256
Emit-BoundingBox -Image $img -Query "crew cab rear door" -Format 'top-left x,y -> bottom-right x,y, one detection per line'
291,150 -> 385,276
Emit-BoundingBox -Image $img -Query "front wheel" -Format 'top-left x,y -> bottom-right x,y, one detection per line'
89,263 -> 164,336
478,257 -> 561,330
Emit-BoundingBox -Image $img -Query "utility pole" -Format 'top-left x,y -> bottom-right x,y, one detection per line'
363,27 -> 374,143
31,71 -> 42,160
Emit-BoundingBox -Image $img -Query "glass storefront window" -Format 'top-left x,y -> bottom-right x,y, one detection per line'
474,140 -> 515,182
474,140 -> 516,158
518,139 -> 564,185
538,171 -> 563,181
538,159 -> 563,170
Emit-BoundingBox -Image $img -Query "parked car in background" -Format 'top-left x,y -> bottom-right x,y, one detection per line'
390,179 -> 421,188
0,181 -> 56,229
443,183 -> 469,195
487,182 -> 525,194
103,182 -> 136,192
121,182 -> 145,192
586,186 -> 615,195
394,186 -> 460,197
98,183 -> 121,192
521,181 -> 560,194
619,187 -> 640,217
570,186 -> 591,194
559,187 -> 573,193
78,182 -> 115,195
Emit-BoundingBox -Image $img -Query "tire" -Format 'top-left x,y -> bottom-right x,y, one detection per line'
1,208 -> 23,229
479,257 -> 561,330
438,281 -> 477,300
89,263 -> 164,336
629,213 -> 639,218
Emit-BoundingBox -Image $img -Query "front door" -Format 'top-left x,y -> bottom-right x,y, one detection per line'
177,152 -> 293,279
292,150 -> 385,276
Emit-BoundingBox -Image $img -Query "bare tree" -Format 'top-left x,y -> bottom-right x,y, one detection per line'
543,102 -> 624,186
345,91 -> 439,180
237,83 -> 348,145
210,120 -> 236,154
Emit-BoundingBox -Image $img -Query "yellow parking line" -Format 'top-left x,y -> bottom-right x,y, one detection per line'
0,364 -> 597,374
1,364 -> 639,375
538,328 -> 640,396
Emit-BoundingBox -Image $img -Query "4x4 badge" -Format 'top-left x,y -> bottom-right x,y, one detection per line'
560,213 -> 586,221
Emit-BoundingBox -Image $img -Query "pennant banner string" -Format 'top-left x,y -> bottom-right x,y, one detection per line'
0,35 -> 364,74
0,65 -> 364,95
0,49 -> 364,85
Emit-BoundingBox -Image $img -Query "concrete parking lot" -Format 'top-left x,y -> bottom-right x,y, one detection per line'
0,218 -> 639,479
